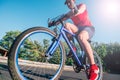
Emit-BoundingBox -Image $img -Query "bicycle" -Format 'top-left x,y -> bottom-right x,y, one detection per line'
8,14 -> 103,80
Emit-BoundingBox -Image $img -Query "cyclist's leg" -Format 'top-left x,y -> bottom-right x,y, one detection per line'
77,26 -> 95,64
78,30 -> 95,64
64,22 -> 78,57
64,22 -> 78,40
77,27 -> 99,80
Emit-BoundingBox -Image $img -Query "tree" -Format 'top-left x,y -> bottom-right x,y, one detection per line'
104,42 -> 120,73
19,39 -> 40,61
0,31 -> 21,50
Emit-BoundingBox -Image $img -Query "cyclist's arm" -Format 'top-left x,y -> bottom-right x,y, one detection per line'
62,4 -> 86,21
75,4 -> 86,15
48,11 -> 73,27
63,4 -> 86,20
48,4 -> 86,26
61,10 -> 74,21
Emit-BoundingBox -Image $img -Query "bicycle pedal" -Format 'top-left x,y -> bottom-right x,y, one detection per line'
73,63 -> 81,73
73,65 -> 81,73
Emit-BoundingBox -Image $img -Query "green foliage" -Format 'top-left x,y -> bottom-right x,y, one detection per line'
106,42 -> 120,55
92,42 -> 120,73
19,39 -> 48,61
49,48 -> 61,64
103,42 -> 120,73
19,39 -> 40,61
62,42 -> 74,66
0,31 -> 21,50
92,42 -> 107,58
91,42 -> 107,68
0,31 -> 120,73
66,58 -> 73,65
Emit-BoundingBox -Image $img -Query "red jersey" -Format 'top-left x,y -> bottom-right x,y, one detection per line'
71,4 -> 92,27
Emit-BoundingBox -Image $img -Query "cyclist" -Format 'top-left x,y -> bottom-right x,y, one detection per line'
64,0 -> 99,80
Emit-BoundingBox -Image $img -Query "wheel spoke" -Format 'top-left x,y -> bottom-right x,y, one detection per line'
8,27 -> 65,80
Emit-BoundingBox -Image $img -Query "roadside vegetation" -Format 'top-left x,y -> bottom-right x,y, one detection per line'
0,30 -> 120,74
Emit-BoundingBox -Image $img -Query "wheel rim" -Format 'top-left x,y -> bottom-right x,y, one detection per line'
93,51 -> 103,80
14,30 -> 64,80
85,51 -> 103,80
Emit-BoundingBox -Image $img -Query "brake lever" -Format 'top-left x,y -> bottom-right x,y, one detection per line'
48,18 -> 55,27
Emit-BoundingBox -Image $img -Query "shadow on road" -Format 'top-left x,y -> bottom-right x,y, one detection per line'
0,64 -> 8,71
0,56 -> 120,80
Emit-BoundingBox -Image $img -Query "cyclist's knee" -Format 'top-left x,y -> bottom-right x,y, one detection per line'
65,22 -> 71,29
65,22 -> 78,33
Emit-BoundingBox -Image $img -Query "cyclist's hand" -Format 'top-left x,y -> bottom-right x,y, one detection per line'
48,20 -> 55,27
48,14 -> 66,27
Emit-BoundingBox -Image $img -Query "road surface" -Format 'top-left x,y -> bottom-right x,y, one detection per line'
0,56 -> 120,80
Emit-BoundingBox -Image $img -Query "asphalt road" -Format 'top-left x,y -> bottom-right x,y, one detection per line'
0,56 -> 120,80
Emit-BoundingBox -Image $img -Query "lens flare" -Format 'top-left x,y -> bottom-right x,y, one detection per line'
100,0 -> 120,21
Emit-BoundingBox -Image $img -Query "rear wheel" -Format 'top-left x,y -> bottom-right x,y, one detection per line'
85,51 -> 103,80
72,50 -> 103,80
8,27 -> 66,80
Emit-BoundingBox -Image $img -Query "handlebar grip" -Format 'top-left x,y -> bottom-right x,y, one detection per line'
48,21 -> 54,27
48,21 -> 58,27
48,14 -> 66,27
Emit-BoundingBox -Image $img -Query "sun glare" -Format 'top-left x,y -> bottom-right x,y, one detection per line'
100,0 -> 120,20
106,2 -> 118,15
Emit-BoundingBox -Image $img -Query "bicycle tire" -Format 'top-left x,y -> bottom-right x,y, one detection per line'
85,51 -> 103,80
93,51 -> 103,80
8,27 -> 66,80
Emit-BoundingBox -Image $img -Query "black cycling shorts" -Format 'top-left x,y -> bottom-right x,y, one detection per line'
76,26 -> 95,39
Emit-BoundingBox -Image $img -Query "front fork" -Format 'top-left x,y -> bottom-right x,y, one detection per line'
45,35 -> 62,59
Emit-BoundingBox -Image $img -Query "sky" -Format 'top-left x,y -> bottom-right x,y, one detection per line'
0,0 -> 120,43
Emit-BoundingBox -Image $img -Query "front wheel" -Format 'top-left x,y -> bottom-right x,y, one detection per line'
8,27 -> 66,80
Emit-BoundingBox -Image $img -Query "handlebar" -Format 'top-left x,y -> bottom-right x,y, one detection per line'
48,14 -> 65,27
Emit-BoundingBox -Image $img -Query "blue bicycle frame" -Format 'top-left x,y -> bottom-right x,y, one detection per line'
46,25 -> 84,66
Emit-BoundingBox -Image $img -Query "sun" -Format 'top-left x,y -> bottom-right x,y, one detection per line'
106,2 -> 118,15
100,0 -> 120,20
